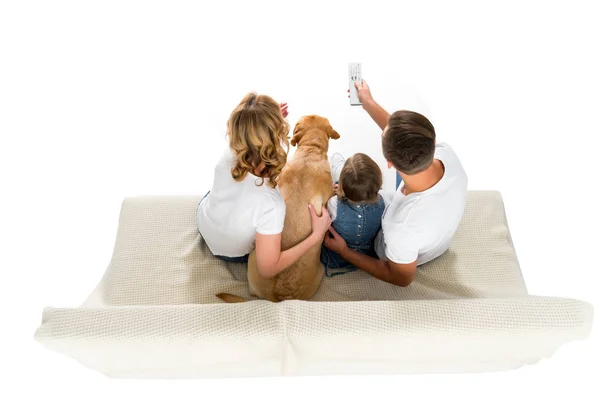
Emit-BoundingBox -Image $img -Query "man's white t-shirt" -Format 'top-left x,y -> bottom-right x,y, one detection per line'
374,142 -> 468,265
196,149 -> 286,257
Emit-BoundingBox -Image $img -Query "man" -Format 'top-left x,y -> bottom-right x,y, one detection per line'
324,80 -> 468,286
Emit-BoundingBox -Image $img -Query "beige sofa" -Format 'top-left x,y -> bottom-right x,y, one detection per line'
34,191 -> 593,378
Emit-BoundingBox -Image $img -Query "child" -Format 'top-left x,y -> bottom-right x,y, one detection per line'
321,152 -> 386,277
197,92 -> 331,279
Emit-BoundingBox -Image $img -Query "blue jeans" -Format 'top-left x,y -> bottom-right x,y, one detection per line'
215,254 -> 249,263
396,172 -> 403,189
321,245 -> 379,277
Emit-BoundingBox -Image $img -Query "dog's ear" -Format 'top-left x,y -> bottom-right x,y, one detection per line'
328,126 -> 340,140
291,121 -> 305,147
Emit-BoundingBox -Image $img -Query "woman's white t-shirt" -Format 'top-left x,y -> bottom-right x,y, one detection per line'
196,149 -> 286,257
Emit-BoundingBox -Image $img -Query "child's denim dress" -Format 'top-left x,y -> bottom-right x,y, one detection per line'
320,194 -> 385,277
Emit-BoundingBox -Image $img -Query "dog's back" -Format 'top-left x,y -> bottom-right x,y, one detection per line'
271,149 -> 333,300
221,115 -> 340,303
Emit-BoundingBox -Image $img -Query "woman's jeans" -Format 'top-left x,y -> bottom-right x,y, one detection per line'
215,254 -> 249,263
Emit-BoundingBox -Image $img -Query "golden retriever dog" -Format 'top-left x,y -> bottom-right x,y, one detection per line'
217,115 -> 340,303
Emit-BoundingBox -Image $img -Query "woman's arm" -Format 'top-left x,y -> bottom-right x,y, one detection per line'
254,204 -> 331,279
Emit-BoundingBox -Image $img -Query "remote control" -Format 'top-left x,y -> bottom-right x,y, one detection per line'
348,62 -> 362,106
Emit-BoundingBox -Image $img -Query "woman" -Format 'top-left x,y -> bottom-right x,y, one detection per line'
197,92 -> 331,279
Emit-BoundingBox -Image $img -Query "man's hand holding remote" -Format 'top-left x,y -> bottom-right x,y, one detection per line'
350,79 -> 390,131
354,79 -> 373,105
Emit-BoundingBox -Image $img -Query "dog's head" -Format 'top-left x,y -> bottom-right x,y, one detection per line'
290,115 -> 340,151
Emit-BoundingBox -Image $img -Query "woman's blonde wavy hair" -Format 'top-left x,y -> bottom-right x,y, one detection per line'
228,92 -> 290,188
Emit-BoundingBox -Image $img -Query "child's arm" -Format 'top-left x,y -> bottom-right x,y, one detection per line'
254,204 -> 331,279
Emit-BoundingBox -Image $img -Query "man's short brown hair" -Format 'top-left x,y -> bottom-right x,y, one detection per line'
338,153 -> 382,203
382,110 -> 436,175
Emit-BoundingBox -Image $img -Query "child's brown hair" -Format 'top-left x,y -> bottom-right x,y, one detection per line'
338,153 -> 383,203
227,92 -> 290,188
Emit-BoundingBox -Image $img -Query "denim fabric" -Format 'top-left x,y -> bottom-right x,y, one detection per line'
396,172 -> 403,189
321,194 -> 385,277
215,254 -> 249,263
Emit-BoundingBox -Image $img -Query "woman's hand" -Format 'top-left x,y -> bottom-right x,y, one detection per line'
324,227 -> 348,255
308,204 -> 331,238
280,102 -> 289,118
254,205 -> 331,279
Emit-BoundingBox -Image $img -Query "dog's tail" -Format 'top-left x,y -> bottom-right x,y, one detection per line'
216,293 -> 247,303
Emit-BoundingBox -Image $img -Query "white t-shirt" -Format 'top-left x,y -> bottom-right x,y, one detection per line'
374,142 -> 468,265
196,149 -> 286,257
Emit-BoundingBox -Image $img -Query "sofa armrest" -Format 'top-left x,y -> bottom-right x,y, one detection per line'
34,296 -> 593,378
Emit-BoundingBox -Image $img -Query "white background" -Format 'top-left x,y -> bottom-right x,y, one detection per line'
1,0 -> 599,399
